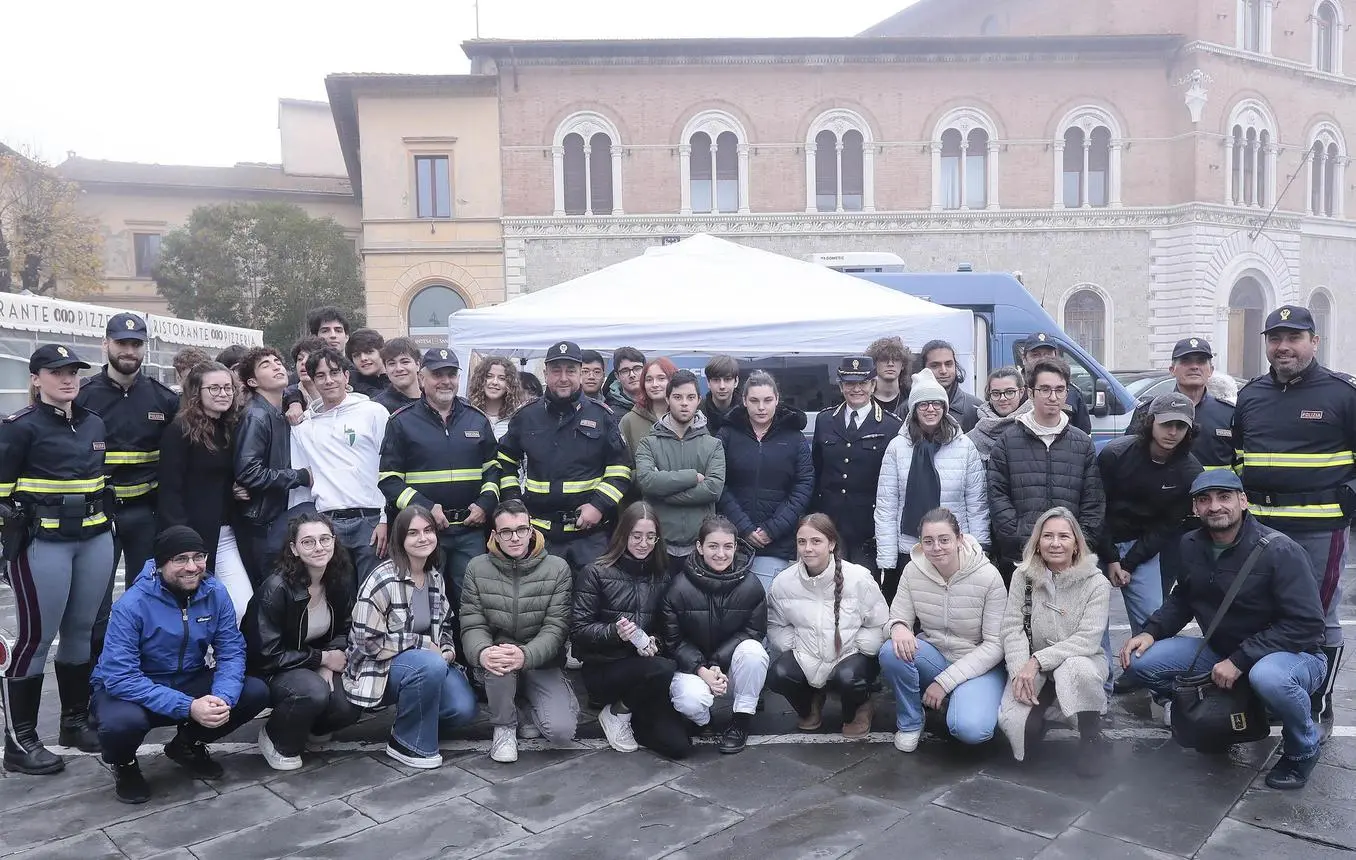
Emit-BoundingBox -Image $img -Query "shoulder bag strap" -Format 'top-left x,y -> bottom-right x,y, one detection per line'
1022,574 -> 1035,653
1188,536 -> 1270,672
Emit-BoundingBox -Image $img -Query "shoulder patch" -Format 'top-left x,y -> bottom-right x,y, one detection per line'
3,406 -> 35,423
390,402 -> 418,418
1337,372 -> 1356,389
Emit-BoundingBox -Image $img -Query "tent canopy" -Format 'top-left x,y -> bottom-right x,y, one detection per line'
447,233 -> 972,365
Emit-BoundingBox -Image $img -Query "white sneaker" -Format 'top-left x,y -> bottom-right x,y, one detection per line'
385,741 -> 443,770
1161,701 -> 1172,728
517,707 -> 542,740
893,729 -> 922,753
258,726 -> 302,771
491,726 -> 519,763
565,644 -> 583,671
598,704 -> 638,752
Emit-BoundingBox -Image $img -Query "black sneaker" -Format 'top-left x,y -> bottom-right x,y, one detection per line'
164,737 -> 224,780
1075,735 -> 1112,778
1264,754 -> 1320,790
113,761 -> 151,804
718,721 -> 749,755
1111,674 -> 1137,695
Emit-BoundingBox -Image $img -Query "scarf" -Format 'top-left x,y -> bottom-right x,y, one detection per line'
1017,409 -> 1068,449
968,399 -> 1033,459
901,436 -> 942,538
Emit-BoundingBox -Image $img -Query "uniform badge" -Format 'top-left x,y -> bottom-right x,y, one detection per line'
1301,410 -> 1323,420
851,359 -> 860,370
125,319 -> 137,330
57,347 -> 69,357
1189,338 -> 1199,348
579,418 -> 597,429
148,411 -> 165,421
1215,428 -> 1232,437
1036,333 -> 1047,342
93,441 -> 106,450
1279,308 -> 1292,321
440,350 -> 448,359
464,430 -> 481,438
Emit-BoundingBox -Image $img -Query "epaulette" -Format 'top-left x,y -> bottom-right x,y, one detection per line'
1238,373 -> 1267,392
457,396 -> 490,419
1335,372 -> 1356,390
821,403 -> 845,418
149,375 -> 179,397
3,405 -> 35,423
390,401 -> 419,418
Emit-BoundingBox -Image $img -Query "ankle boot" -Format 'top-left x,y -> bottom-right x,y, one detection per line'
2,675 -> 65,775
1075,711 -> 1110,778
55,663 -> 100,753
1312,644 -> 1343,744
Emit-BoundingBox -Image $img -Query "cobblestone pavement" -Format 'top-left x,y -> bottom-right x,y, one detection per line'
1,573 -> 1352,859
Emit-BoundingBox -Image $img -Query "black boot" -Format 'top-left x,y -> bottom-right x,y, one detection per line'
719,713 -> 750,754
1075,711 -> 1111,779
112,759 -> 151,804
1312,644 -> 1342,745
2,675 -> 65,775
55,662 -> 100,753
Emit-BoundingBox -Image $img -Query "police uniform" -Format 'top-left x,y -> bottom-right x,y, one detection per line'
75,313 -> 179,590
811,356 -> 903,571
496,340 -> 632,569
0,345 -> 114,774
1232,305 -> 1350,729
377,348 -> 499,601
1124,337 -> 1235,468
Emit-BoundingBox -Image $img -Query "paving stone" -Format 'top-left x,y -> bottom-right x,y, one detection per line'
104,785 -> 295,858
1031,827 -> 1180,859
1316,737 -> 1356,771
288,796 -> 527,860
844,804 -> 1048,859
490,785 -> 743,859
1198,817 -> 1355,859
934,775 -> 1088,839
455,745 -> 594,783
344,763 -> 492,823
673,784 -> 906,860
1229,764 -> 1356,849
668,747 -> 833,814
765,739 -> 880,774
188,799 -> 374,860
264,753 -> 403,808
979,737 -> 1161,802
3,830 -> 123,860
465,747 -> 689,833
207,749 -> 335,793
0,755 -> 119,812
825,743 -> 981,808
142,852 -> 198,860
1076,744 -> 1257,856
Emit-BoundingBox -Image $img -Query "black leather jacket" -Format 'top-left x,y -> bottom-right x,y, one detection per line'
234,393 -> 310,525
658,550 -> 766,674
570,554 -> 673,664
242,571 -> 354,677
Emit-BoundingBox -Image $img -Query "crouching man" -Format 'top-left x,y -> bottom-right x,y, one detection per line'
461,500 -> 579,763
92,526 -> 270,803
1118,470 -> 1328,790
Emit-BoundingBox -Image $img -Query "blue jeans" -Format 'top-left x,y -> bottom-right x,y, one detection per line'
750,556 -> 791,593
327,511 -> 380,584
1102,542 -> 1164,682
877,639 -> 1006,744
1122,635 -> 1328,759
381,648 -> 478,757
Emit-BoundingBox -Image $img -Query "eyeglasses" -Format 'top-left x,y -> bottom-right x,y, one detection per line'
297,535 -> 335,550
618,366 -> 643,377
168,552 -> 208,566
920,537 -> 955,548
989,388 -> 1021,400
1034,386 -> 1068,398
629,532 -> 659,544
204,384 -> 235,396
916,402 -> 945,412
495,526 -> 533,541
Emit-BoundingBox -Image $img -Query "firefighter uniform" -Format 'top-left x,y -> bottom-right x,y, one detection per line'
0,345 -> 115,773
75,313 -> 179,590
1233,304 -> 1351,731
1125,338 -> 1236,468
496,340 -> 631,569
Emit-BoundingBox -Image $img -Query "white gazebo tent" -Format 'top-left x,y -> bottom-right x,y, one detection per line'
448,234 -> 973,378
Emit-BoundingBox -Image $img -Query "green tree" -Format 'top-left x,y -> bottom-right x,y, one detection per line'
154,202 -> 364,347
0,148 -> 105,296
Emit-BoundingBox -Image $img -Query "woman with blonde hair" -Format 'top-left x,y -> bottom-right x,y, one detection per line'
997,507 -> 1111,777
469,355 -> 527,440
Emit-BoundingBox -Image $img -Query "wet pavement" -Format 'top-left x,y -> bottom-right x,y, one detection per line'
1,572 -> 1353,859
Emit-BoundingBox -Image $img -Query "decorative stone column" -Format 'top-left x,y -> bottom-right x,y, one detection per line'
551,145 -> 565,216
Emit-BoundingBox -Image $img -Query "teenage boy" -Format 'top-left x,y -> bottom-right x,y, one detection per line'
580,350 -> 608,404
866,336 -> 910,416
374,337 -> 423,413
700,354 -> 740,436
307,306 -> 350,353
345,328 -> 387,397
605,347 -> 646,414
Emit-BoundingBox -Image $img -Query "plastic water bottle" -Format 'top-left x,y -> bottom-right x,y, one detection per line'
627,627 -> 652,651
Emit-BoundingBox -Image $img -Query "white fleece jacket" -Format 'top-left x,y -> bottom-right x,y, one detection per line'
290,393 -> 389,514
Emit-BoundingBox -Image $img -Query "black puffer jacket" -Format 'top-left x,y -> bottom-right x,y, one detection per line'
242,570 -> 354,677
716,405 -> 814,560
234,393 -> 310,526
987,418 -> 1105,564
571,553 -> 673,663
659,550 -> 767,674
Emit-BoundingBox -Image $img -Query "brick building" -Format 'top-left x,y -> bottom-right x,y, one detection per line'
463,0 -> 1355,376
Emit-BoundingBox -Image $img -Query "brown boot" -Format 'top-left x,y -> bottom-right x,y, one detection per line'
797,691 -> 825,731
842,699 -> 875,739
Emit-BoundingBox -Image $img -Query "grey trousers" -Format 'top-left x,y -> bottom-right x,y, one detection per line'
1283,528 -> 1346,648
7,532 -> 115,677
479,666 -> 579,745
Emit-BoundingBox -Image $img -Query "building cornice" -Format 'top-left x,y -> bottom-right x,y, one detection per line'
1185,40 -> 1354,87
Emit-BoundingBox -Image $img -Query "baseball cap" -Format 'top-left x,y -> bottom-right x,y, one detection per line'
1261,305 -> 1316,334
1148,392 -> 1195,426
1190,469 -> 1244,496
1025,332 -> 1059,352
106,312 -> 148,342
544,341 -> 583,364
1171,337 -> 1213,360
29,344 -> 92,373
836,355 -> 876,382
420,348 -> 459,371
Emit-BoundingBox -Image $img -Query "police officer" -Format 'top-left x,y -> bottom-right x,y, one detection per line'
1023,332 -> 1092,434
1124,337 -> 1235,468
1233,304 -> 1350,740
497,340 -> 631,570
378,347 -> 499,603
811,356 -> 903,574
0,345 -> 115,773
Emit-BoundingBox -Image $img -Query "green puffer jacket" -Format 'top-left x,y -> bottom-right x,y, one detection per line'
633,411 -> 727,549
459,530 -> 573,670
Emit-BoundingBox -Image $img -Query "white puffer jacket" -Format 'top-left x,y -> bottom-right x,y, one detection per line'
885,534 -> 1007,693
875,416 -> 989,567
767,559 -> 889,688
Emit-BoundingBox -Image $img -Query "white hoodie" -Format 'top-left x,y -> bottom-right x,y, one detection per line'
290,392 -> 389,514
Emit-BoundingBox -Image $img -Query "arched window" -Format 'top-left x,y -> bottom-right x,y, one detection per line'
1227,276 -> 1268,377
1307,123 -> 1346,218
1240,0 -> 1267,52
680,110 -> 749,215
1315,1 -> 1343,73
806,110 -> 874,213
1063,289 -> 1107,363
1055,107 -> 1122,208
552,112 -> 623,216
932,108 -> 997,210
1311,289 -> 1333,364
1226,100 -> 1277,208
407,284 -> 468,340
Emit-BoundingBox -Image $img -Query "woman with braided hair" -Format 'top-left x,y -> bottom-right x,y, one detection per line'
766,514 -> 889,738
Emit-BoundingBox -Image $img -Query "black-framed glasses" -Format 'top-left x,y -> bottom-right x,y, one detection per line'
989,388 -> 1021,400
169,552 -> 208,566
495,526 -> 532,541
204,384 -> 235,396
1034,386 -> 1068,398
618,366 -> 643,376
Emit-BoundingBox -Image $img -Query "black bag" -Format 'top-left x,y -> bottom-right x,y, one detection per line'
1169,537 -> 1272,752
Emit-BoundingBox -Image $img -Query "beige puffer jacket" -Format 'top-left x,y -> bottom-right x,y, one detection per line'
886,534 -> 1007,693
767,559 -> 889,687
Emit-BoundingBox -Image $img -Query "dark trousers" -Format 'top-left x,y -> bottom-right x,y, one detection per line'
236,513 -> 290,588
92,671 -> 270,764
581,655 -> 691,759
545,531 -> 610,575
265,668 -> 359,756
91,502 -> 158,660
767,650 -> 878,721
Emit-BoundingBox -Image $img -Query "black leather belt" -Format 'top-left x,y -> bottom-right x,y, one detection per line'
325,507 -> 381,519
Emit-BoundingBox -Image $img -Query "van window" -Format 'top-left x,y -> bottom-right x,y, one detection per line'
671,354 -> 841,417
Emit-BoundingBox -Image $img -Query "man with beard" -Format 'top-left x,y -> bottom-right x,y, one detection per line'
1119,470 -> 1327,790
